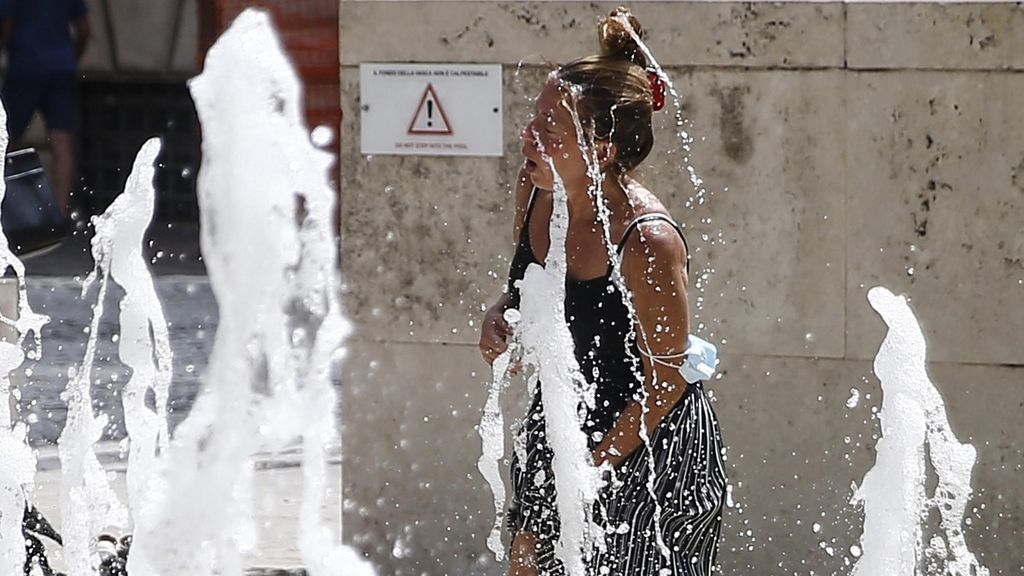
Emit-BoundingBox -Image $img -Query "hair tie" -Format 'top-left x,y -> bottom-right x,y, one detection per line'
647,71 -> 666,112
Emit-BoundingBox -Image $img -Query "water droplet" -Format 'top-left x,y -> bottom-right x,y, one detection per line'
846,388 -> 861,409
311,125 -> 334,147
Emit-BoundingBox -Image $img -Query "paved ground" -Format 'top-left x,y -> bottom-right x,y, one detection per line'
31,444 -> 343,572
18,275 -> 215,445
9,222 -> 345,572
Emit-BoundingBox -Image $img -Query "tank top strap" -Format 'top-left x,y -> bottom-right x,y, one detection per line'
614,213 -> 691,274
523,186 -> 540,226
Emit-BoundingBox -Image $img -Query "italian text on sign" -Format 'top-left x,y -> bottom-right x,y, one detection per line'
360,63 -> 503,157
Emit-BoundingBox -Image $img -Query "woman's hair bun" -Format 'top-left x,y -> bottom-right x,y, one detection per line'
597,7 -> 648,69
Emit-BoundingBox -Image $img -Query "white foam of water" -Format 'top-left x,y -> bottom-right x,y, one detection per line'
0,98 -> 41,575
478,351 -> 510,561
128,9 -> 372,575
852,287 -> 988,576
516,129 -> 604,575
55,143 -> 176,570
70,136 -> 172,575
58,227 -> 132,573
477,309 -> 520,561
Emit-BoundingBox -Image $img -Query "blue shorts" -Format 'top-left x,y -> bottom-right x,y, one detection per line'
1,73 -> 77,140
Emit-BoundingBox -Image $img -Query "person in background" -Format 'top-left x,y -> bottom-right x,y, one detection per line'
0,0 -> 91,218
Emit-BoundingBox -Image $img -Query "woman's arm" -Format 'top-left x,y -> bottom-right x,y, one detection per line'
479,164 -> 535,364
511,164 -> 534,246
593,220 -> 691,468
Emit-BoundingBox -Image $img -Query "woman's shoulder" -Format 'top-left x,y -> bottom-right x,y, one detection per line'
621,217 -> 685,254
618,190 -> 687,264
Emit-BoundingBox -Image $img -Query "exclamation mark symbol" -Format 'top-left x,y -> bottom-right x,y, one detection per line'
427,100 -> 434,128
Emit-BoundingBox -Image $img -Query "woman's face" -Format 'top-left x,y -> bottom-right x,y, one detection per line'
520,76 -> 595,192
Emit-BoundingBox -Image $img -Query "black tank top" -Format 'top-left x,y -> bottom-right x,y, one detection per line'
506,189 -> 690,437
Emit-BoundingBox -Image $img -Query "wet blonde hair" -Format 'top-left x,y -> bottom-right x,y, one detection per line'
558,7 -> 655,173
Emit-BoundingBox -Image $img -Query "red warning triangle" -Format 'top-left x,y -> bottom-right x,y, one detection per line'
407,83 -> 453,135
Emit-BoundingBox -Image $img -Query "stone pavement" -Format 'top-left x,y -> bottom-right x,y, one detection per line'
10,222 -> 348,572
30,443 -> 343,572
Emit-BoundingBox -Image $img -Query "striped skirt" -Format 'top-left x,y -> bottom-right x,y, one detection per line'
508,383 -> 727,576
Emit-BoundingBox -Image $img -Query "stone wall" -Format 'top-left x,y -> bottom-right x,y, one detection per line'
339,3 -> 1024,575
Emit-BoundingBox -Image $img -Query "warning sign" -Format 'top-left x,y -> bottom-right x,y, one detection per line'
360,63 -> 503,157
408,84 -> 452,135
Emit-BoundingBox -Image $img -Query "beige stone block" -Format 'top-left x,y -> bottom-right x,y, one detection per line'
848,3 -> 1024,71
926,362 -> 1024,576
341,346 -> 886,575
340,1 -> 843,68
341,66 -> 554,345
642,69 -> 847,358
339,338 -> 1023,573
342,66 -> 847,355
845,72 -> 1024,365
713,355 -> 1022,575
713,355 -> 876,575
341,340 -> 524,575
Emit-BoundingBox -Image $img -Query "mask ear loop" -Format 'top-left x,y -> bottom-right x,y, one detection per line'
636,348 -> 686,370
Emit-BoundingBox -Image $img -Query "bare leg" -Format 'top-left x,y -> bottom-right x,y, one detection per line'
47,130 -> 74,217
509,531 -> 540,576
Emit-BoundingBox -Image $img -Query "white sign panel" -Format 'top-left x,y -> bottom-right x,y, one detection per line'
360,63 -> 503,157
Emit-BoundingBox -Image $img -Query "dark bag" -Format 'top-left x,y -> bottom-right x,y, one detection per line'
3,148 -> 70,259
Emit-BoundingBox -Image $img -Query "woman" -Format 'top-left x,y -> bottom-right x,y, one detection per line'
478,8 -> 727,576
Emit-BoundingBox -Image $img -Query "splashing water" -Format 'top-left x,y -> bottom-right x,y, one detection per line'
478,309 -> 520,562
98,140 -> 175,556
614,14 -> 723,345
0,8 -> 378,575
58,192 -> 133,573
515,127 -> 604,576
0,98 -> 49,574
616,17 -> 707,206
67,136 -> 174,575
853,287 -> 988,576
55,138 -> 177,575
127,10 -> 374,575
562,87 -> 672,560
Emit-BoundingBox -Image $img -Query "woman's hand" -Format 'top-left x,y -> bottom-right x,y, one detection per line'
479,297 -> 513,365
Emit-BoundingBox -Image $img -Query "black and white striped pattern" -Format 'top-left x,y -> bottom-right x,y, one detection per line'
508,383 -> 727,575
